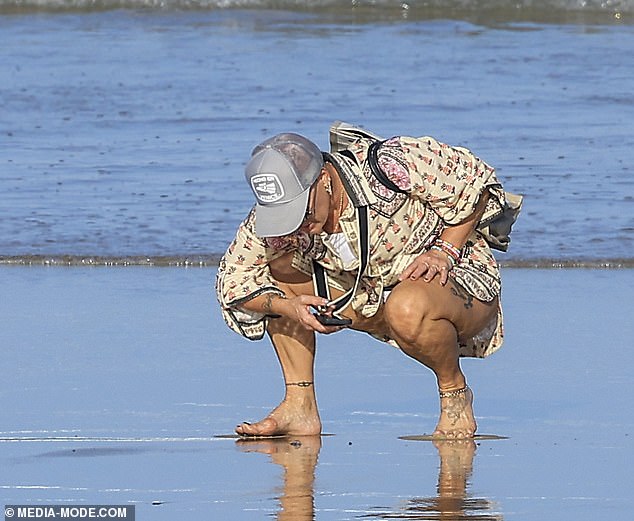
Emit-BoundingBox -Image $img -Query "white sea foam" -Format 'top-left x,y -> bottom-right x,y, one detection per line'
1,0 -> 632,13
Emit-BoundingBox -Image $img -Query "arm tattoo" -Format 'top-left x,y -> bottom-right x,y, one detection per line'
263,293 -> 284,314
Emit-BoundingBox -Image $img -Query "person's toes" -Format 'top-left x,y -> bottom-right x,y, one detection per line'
432,429 -> 474,439
236,417 -> 279,437
235,422 -> 250,435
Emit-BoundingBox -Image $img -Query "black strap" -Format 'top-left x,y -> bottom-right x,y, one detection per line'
312,205 -> 369,316
367,140 -> 408,195
312,149 -> 376,315
312,261 -> 330,302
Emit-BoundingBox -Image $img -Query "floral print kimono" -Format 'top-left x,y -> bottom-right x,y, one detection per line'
215,123 -> 521,358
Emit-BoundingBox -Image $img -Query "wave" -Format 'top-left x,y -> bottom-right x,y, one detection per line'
1,254 -> 633,268
1,0 -> 632,16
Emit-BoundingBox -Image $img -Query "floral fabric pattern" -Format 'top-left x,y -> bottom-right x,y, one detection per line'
216,130 -> 511,358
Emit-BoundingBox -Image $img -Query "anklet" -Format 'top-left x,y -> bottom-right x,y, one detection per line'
285,381 -> 313,388
439,386 -> 469,398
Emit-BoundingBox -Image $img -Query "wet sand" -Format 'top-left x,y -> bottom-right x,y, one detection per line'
1,266 -> 633,519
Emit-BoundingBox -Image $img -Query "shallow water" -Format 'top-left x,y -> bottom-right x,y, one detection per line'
1,5 -> 633,263
1,266 -> 632,519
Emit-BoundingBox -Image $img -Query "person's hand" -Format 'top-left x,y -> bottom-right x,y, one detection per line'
399,249 -> 453,285
286,295 -> 345,334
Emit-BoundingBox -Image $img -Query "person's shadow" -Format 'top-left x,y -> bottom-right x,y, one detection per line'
236,437 -> 502,520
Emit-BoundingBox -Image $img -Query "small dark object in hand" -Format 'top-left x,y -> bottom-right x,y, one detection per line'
314,314 -> 352,326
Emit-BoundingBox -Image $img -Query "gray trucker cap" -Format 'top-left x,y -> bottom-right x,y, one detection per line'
245,133 -> 324,237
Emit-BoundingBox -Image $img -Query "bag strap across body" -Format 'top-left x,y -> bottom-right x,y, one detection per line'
312,136 -> 522,313
312,204 -> 369,316
312,152 -> 372,317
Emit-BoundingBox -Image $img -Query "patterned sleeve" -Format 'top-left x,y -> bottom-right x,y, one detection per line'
376,136 -> 506,225
215,209 -> 288,339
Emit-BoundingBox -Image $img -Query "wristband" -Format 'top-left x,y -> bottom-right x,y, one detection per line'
430,245 -> 455,268
434,239 -> 462,263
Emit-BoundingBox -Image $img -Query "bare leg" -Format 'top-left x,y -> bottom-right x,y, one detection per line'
236,277 -> 322,437
383,277 -> 497,438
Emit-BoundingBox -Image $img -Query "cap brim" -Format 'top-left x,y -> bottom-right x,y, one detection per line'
254,189 -> 310,238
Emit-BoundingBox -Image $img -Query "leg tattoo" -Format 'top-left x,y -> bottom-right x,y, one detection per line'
448,278 -> 473,310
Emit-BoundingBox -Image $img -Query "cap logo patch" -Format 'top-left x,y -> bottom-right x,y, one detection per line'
251,174 -> 284,204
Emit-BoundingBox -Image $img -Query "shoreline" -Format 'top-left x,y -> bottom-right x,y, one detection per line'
1,254 -> 633,269
0,3 -> 631,25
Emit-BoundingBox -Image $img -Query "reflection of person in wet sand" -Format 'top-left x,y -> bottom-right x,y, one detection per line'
368,440 -> 503,520
237,437 -> 501,521
216,123 -> 521,439
236,436 -> 321,521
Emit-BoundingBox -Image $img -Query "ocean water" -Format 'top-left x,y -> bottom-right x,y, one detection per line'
1,0 -> 633,266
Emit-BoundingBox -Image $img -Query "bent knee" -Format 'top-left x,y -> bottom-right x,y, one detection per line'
384,287 -> 434,344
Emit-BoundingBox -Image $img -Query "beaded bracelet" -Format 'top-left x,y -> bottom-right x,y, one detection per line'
434,238 -> 462,263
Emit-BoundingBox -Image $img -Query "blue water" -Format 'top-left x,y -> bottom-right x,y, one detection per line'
1,3 -> 633,264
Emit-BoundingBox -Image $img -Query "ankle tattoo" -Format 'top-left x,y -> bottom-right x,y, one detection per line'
285,381 -> 314,388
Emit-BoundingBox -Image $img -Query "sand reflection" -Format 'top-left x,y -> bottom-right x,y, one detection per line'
236,437 -> 500,520
236,436 -> 321,521
366,440 -> 503,521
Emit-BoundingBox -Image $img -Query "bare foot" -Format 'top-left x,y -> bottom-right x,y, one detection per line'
235,399 -> 322,437
432,387 -> 477,439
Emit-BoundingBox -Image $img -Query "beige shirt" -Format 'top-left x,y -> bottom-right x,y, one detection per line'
216,125 -> 518,358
